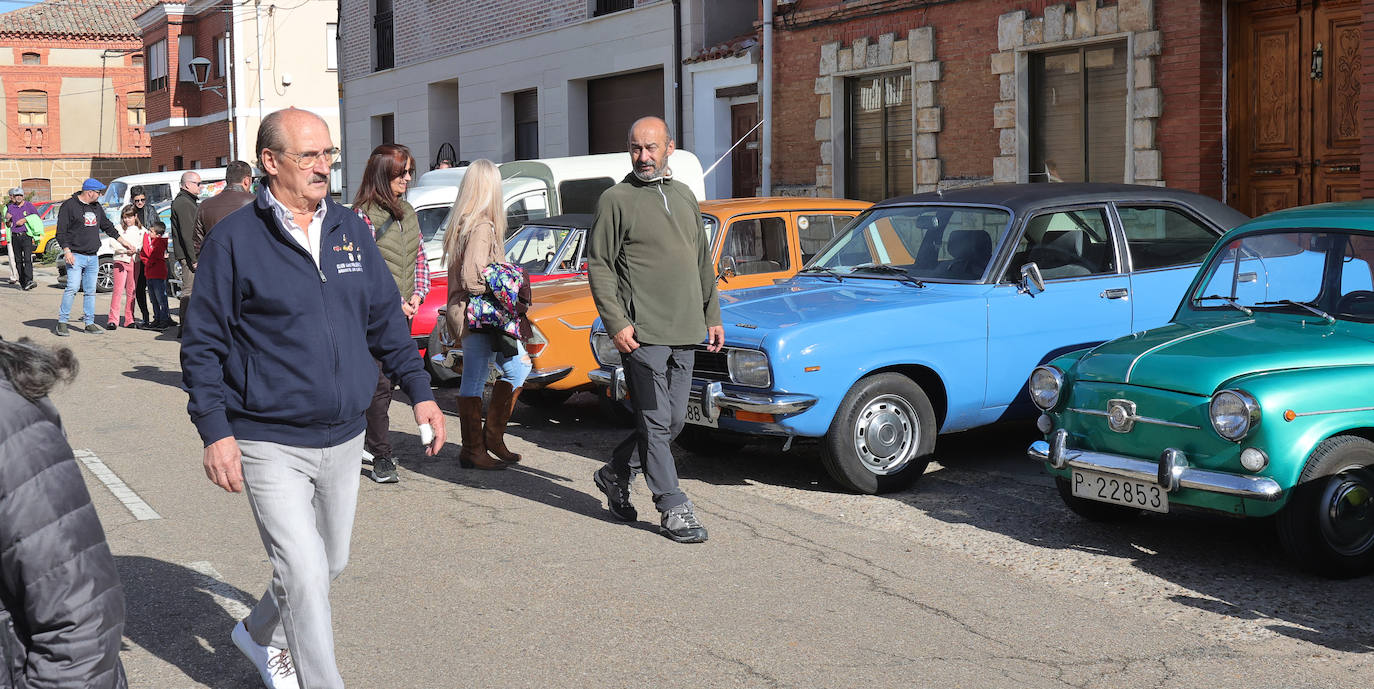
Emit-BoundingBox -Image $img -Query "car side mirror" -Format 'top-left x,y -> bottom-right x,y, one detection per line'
1019,262 -> 1046,294
719,255 -> 738,278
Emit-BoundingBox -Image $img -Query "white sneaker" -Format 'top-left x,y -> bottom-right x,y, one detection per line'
232,620 -> 299,689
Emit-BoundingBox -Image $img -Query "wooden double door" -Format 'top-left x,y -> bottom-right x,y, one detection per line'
1229,0 -> 1362,216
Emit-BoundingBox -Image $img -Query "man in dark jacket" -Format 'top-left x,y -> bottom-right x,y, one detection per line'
55,178 -> 135,336
181,107 -> 445,689
0,336 -> 128,689
193,160 -> 254,257
170,172 -> 200,335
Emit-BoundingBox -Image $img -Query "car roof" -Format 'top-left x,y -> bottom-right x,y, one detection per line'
876,183 -> 1247,226
1225,199 -> 1374,235
699,197 -> 871,214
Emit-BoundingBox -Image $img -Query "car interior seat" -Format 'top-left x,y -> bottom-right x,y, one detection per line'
935,230 -> 992,280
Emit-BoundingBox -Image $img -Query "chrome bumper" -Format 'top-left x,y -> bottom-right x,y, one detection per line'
526,366 -> 572,386
588,366 -> 817,421
1028,429 -> 1282,501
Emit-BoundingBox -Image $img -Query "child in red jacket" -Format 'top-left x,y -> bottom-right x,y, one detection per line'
140,221 -> 172,329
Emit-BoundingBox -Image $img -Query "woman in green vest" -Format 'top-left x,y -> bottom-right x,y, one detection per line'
352,143 -> 432,484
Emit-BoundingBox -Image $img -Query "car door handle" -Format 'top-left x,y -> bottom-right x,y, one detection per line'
1100,288 -> 1130,299
1238,272 -> 1257,283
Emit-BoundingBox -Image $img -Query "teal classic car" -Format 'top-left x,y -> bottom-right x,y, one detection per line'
1028,201 -> 1374,577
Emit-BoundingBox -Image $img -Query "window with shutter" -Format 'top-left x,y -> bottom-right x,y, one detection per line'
1029,43 -> 1128,183
514,90 -> 539,160
127,91 -> 146,126
845,71 -> 913,202
17,91 -> 47,126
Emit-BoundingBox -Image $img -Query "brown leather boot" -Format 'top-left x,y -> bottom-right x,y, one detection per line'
458,396 -> 506,470
485,381 -> 523,463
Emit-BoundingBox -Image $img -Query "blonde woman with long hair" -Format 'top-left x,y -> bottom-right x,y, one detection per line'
443,159 -> 532,470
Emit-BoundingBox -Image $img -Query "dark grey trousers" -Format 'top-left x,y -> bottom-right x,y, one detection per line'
607,344 -> 694,513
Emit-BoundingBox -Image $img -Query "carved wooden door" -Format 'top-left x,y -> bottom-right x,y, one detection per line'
730,103 -> 760,198
1229,0 -> 1361,215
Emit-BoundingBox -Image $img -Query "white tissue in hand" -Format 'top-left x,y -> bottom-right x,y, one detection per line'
418,423 -> 434,445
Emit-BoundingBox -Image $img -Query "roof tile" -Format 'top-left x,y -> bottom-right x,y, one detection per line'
0,0 -> 155,39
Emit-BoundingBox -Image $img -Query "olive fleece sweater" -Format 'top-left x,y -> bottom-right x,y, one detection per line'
587,173 -> 721,346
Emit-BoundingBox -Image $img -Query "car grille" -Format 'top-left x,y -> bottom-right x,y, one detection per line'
692,348 -> 730,383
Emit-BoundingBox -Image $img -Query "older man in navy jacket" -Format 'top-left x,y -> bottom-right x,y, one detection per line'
181,108 -> 445,689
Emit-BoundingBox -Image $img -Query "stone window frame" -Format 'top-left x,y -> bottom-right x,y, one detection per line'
992,3 -> 1162,186
815,28 -> 941,199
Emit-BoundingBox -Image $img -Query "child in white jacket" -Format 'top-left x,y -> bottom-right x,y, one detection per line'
106,205 -> 146,329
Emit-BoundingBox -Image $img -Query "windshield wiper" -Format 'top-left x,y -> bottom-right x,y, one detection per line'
851,263 -> 926,287
1254,300 -> 1335,323
799,266 -> 845,283
1193,294 -> 1253,316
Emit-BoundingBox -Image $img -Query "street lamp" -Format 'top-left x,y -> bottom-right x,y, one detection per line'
187,57 -> 223,96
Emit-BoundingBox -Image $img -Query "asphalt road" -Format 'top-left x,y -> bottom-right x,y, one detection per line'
4,258 -> 1371,688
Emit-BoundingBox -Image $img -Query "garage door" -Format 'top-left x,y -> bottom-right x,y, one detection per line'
588,69 -> 665,154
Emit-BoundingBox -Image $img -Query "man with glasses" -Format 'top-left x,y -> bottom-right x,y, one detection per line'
130,186 -> 155,327
169,171 -> 201,334
182,108 -> 444,689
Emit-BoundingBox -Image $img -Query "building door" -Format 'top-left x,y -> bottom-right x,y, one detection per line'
730,103 -> 760,197
587,69 -> 664,155
1228,0 -> 1361,216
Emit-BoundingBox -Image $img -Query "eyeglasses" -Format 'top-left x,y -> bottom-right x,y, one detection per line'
188,180 -> 201,186
273,147 -> 340,170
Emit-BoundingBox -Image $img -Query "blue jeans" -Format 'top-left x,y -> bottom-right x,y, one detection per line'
148,278 -> 169,323
58,252 -> 100,324
458,331 -> 532,397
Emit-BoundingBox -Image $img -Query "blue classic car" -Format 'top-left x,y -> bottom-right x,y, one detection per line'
589,184 -> 1247,494
1028,203 -> 1374,577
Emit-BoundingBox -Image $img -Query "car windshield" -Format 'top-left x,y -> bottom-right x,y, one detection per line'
102,183 -> 127,207
1190,229 -> 1374,322
808,205 -> 1012,282
414,206 -> 448,242
504,224 -> 574,274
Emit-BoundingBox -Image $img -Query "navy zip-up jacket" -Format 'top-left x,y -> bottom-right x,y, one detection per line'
180,187 -> 433,448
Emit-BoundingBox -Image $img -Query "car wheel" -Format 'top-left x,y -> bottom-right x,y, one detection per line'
425,327 -> 461,387
820,373 -> 935,494
674,425 -> 748,456
1276,435 -> 1374,579
96,257 -> 114,293
1053,477 -> 1142,522
521,389 -> 574,408
597,389 -> 636,427
168,261 -> 183,300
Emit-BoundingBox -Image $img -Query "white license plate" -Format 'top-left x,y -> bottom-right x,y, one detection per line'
684,397 -> 717,428
1071,469 -> 1168,513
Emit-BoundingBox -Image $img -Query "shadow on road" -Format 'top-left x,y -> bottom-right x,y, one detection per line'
122,365 -> 186,390
116,555 -> 260,688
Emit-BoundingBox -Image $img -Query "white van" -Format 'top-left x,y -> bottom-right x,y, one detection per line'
99,168 -> 230,211
406,150 -> 705,271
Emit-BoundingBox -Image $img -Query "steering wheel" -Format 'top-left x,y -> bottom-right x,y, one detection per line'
1336,290 -> 1374,316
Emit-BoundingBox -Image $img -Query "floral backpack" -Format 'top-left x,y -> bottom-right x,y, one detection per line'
465,262 -> 525,338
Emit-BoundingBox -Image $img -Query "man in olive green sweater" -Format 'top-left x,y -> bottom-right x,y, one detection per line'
587,116 -> 722,544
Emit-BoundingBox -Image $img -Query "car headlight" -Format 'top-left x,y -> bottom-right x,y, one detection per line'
590,331 -> 621,367
727,348 -> 771,387
1210,389 -> 1260,441
1028,366 -> 1064,411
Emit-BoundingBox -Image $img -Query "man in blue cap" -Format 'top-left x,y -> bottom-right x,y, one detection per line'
55,178 -> 134,336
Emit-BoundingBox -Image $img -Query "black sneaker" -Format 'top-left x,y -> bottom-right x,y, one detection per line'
54,322 -> 69,337
593,467 -> 637,521
370,455 -> 399,483
22,282 -> 35,291
84,323 -> 104,334
105,322 -> 117,331
660,501 -> 708,543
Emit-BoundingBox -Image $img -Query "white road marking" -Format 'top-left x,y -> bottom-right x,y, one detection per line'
72,449 -> 162,521
185,561 -> 255,619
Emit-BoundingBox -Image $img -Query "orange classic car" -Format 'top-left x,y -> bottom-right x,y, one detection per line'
434,197 -> 871,407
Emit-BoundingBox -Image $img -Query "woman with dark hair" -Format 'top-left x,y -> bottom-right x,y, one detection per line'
352,143 -> 432,484
0,337 -> 128,688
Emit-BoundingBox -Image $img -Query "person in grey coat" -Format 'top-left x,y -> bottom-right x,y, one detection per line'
0,336 -> 127,689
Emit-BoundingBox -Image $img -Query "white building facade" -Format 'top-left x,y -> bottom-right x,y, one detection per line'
337,0 -> 757,199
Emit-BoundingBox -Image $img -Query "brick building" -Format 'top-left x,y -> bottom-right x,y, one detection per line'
764,0 -> 1369,215
336,0 -> 757,198
135,0 -> 340,176
0,0 -> 151,200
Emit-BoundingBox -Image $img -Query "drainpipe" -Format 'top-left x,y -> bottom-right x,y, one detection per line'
225,18 -> 236,162
762,0 -> 773,195
254,0 -> 265,124
673,0 -> 684,150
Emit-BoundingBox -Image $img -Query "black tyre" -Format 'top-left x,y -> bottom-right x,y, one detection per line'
597,389 -> 636,427
820,373 -> 936,494
425,327 -> 461,387
1054,477 -> 1143,522
674,425 -> 748,456
95,257 -> 114,293
168,261 -> 184,300
522,389 -> 573,408
1276,435 -> 1374,579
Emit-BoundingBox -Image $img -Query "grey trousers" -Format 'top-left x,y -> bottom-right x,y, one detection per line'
239,432 -> 364,689
177,261 -> 194,327
607,344 -> 693,513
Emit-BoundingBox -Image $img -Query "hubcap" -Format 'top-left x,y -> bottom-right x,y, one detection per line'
1319,468 -> 1374,557
852,394 -> 917,475
98,265 -> 113,291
